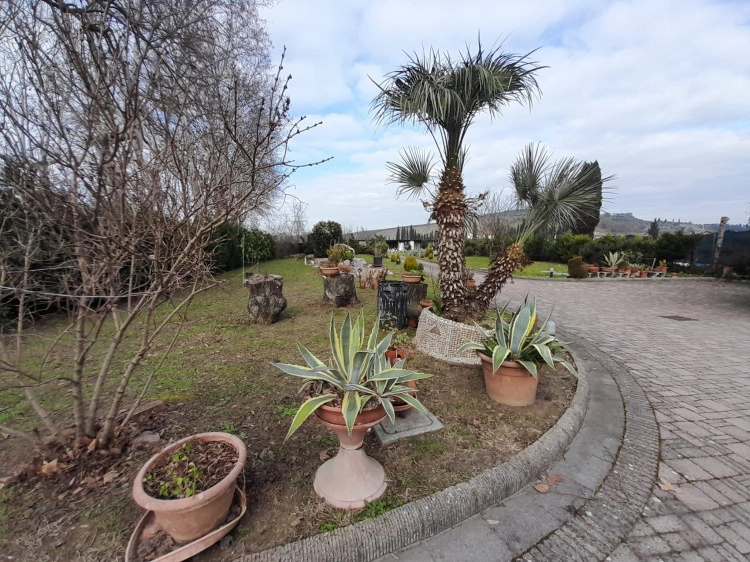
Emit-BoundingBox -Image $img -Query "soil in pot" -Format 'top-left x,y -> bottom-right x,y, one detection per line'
141,439 -> 236,500
133,433 -> 245,544
478,354 -> 539,407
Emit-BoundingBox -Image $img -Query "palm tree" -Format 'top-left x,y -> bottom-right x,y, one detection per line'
371,41 -> 544,320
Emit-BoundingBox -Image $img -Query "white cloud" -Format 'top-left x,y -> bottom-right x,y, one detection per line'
261,0 -> 750,230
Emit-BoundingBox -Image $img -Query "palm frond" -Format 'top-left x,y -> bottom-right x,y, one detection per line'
513,143 -> 615,242
386,147 -> 436,201
371,40 -> 545,168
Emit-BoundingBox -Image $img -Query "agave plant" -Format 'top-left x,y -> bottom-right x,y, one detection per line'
602,251 -> 626,269
272,312 -> 432,438
457,298 -> 576,378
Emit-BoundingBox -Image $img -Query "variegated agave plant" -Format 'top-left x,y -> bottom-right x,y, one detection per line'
457,298 -> 576,378
272,311 -> 432,438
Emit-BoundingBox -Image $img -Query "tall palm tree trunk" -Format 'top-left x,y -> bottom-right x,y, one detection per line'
435,167 -> 469,320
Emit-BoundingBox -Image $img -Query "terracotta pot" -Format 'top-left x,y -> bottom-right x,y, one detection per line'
132,433 -> 246,543
401,274 -> 423,284
671,273 -> 678,278
320,266 -> 340,277
601,267 -> 614,273
391,380 -> 417,412
313,407 -> 387,509
407,317 -> 418,327
466,279 -> 476,288
419,299 -> 432,308
588,265 -> 600,273
316,401 -> 387,426
478,353 -> 538,407
385,348 -> 406,366
640,271 -> 648,278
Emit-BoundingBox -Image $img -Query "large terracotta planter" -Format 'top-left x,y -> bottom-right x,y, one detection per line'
313,404 -> 387,509
478,353 -> 538,407
132,432 -> 246,543
320,266 -> 340,277
391,380 -> 417,413
401,274 -> 423,284
588,265 -> 600,273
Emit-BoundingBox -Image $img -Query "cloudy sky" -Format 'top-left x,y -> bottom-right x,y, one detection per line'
259,0 -> 750,232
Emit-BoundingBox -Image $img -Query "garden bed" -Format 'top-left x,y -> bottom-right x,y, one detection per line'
0,258 -> 576,560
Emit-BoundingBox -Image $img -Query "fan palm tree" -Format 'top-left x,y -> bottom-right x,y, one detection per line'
371,41 -> 544,320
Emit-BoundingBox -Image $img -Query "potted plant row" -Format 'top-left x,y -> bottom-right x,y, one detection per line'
458,298 -> 576,406
271,312 -> 433,509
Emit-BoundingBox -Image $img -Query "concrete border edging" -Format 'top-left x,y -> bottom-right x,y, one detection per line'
240,350 -> 591,562
521,336 -> 660,561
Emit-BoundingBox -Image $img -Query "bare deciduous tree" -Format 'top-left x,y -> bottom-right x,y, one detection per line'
0,0 -> 326,447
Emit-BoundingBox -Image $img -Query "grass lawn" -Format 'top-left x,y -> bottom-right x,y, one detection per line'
464,256 -> 568,277
0,257 -> 576,559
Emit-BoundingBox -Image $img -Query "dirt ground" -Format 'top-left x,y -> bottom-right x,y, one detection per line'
0,353 -> 576,561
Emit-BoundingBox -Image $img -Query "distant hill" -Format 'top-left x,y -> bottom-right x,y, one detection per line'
595,212 -> 749,236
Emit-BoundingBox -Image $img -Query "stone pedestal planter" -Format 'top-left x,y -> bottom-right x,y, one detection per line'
313,407 -> 387,509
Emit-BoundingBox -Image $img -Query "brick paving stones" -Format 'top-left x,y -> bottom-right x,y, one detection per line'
496,278 -> 750,560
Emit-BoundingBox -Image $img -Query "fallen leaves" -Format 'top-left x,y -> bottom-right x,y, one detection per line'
102,470 -> 119,484
42,459 -> 60,476
658,478 -> 682,494
533,474 -> 565,494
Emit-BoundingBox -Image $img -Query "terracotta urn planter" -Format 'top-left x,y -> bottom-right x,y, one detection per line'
320,266 -> 340,277
132,432 -> 247,543
601,267 -> 614,275
313,404 -> 387,509
401,274 -> 423,284
478,353 -> 538,407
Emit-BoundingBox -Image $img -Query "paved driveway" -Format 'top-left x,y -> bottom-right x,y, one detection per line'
495,278 -> 750,560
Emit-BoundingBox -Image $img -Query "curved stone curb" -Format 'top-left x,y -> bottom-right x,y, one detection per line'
239,351 -> 591,562
520,336 -> 660,561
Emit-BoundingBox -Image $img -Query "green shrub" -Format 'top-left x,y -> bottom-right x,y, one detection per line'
567,256 -> 588,279
403,256 -> 419,272
326,245 -> 354,266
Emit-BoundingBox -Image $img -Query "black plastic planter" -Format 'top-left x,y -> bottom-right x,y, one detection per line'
377,281 -> 407,329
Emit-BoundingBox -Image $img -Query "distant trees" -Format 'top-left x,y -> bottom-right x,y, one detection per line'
648,219 -> 660,239
308,221 -> 343,258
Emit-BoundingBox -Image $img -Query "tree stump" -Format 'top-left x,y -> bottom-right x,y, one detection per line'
359,265 -> 388,289
323,274 -> 359,307
405,283 -> 428,319
244,274 -> 287,324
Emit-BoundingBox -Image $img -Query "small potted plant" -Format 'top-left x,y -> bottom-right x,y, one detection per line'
132,432 -> 247,544
466,270 -> 476,288
639,264 -> 650,278
271,312 -> 432,508
458,298 -> 576,406
373,241 -> 388,266
657,259 -> 668,273
602,251 -> 625,275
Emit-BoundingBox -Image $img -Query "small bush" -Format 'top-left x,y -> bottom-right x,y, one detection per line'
567,256 -> 588,279
403,256 -> 419,272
